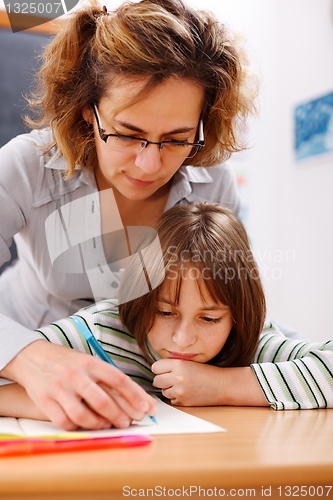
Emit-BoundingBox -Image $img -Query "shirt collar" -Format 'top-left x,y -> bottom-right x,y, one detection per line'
144,340 -> 161,363
44,147 -> 96,187
165,165 -> 213,209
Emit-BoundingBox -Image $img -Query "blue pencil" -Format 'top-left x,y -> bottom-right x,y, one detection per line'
71,315 -> 157,424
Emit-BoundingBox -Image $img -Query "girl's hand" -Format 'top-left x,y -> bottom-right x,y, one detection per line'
151,359 -> 269,407
151,359 -> 224,406
1,340 -> 157,431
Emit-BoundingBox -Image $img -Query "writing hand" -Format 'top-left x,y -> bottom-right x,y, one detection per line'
1,340 -> 157,431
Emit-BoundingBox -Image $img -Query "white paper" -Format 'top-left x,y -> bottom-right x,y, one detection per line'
0,398 -> 225,438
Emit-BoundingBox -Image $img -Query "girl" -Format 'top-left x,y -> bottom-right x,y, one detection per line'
1,204 -> 332,424
0,0 -> 255,430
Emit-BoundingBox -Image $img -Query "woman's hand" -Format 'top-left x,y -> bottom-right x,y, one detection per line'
151,359 -> 269,407
1,340 -> 157,431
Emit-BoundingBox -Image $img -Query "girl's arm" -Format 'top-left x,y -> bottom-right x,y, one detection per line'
250,324 -> 333,410
0,383 -> 47,420
151,325 -> 333,409
151,360 -> 269,407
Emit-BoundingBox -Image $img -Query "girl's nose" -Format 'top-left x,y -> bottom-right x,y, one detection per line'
134,144 -> 162,174
172,322 -> 196,348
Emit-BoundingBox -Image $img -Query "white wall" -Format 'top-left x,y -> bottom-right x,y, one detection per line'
264,0 -> 333,342
204,0 -> 333,342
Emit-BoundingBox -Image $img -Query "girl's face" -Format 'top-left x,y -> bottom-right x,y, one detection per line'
87,76 -> 203,201
147,272 -> 233,363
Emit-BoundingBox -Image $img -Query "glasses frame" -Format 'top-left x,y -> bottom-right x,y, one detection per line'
92,104 -> 205,158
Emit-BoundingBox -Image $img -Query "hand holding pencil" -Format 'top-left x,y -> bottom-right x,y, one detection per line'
72,316 -> 157,424
2,340 -> 157,432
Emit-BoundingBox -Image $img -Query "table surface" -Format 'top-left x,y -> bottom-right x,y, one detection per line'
0,406 -> 332,500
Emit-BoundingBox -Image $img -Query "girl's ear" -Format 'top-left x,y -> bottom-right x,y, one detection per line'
82,106 -> 94,125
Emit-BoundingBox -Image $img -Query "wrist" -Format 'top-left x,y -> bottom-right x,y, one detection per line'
218,366 -> 269,407
0,383 -> 47,420
0,340 -> 48,384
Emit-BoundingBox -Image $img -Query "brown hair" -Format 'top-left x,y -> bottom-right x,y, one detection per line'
119,203 -> 266,367
26,0 -> 257,177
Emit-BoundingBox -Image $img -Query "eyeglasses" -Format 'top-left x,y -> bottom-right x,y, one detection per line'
92,105 -> 204,159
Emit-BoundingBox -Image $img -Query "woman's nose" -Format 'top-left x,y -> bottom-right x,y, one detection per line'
134,144 -> 163,174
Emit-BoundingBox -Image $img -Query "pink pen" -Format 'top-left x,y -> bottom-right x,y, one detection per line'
0,434 -> 153,457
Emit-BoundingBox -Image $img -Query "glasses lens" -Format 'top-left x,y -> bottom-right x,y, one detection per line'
105,136 -> 143,154
105,136 -> 200,159
161,143 -> 199,158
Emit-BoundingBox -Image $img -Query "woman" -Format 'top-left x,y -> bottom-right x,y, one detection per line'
0,0 -> 255,429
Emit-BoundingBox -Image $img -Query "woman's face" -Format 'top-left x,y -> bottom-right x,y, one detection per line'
86,76 -> 203,201
147,272 -> 233,363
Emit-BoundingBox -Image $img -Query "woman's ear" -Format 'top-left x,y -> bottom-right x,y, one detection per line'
82,106 -> 94,125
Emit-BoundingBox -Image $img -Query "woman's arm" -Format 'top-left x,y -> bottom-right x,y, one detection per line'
0,314 -> 45,371
0,134 -> 45,370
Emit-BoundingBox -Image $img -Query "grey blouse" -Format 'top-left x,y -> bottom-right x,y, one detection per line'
0,129 -> 240,370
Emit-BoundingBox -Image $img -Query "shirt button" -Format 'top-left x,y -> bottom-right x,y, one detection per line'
111,281 -> 118,288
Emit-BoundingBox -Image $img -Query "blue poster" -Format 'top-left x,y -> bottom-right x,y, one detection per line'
294,91 -> 333,162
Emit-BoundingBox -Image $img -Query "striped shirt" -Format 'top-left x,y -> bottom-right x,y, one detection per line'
252,325 -> 333,410
36,300 -> 333,410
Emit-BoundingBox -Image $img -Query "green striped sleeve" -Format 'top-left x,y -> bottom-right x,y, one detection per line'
251,327 -> 333,409
36,317 -> 92,355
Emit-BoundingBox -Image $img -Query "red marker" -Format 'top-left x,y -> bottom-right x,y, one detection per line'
0,434 -> 152,457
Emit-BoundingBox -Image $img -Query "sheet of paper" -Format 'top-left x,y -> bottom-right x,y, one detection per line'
0,417 -> 22,436
0,398 -> 225,438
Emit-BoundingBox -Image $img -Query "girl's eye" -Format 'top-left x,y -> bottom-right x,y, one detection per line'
201,317 -> 222,324
156,310 -> 173,317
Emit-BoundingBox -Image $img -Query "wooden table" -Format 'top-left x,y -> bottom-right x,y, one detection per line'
0,406 -> 332,500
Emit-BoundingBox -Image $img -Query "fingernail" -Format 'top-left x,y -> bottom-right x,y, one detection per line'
102,422 -> 111,429
139,401 -> 149,412
118,418 -> 130,429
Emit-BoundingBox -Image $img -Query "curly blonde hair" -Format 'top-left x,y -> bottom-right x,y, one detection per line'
26,0 -> 257,177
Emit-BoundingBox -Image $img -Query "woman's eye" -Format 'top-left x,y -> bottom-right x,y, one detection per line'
115,134 -> 137,143
164,139 -> 190,146
167,138 -> 188,143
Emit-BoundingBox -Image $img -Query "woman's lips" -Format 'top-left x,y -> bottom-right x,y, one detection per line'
124,174 -> 155,187
167,351 -> 197,361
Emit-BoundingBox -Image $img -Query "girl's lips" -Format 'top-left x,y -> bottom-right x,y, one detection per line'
124,174 -> 155,187
167,351 -> 197,361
